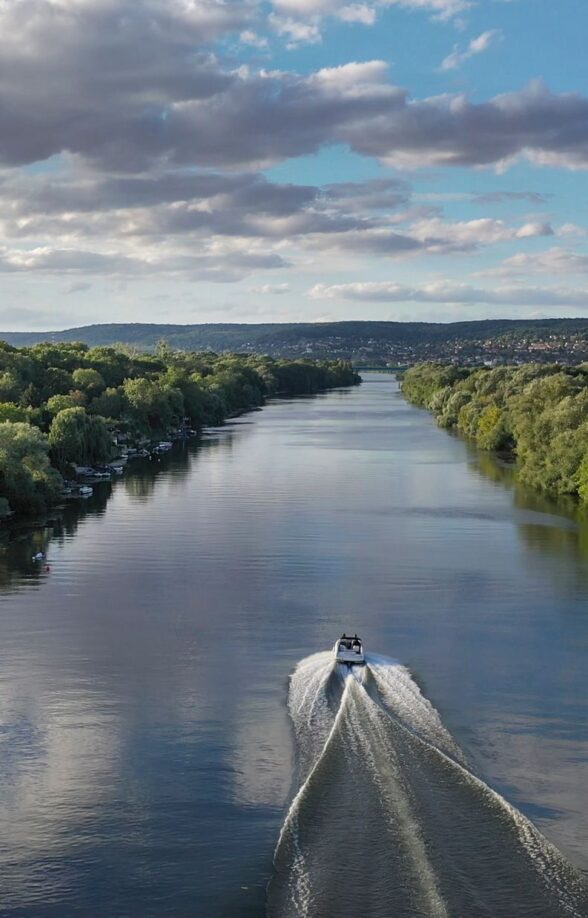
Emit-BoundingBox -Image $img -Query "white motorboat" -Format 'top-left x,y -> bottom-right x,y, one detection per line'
334,634 -> 365,666
78,485 -> 93,498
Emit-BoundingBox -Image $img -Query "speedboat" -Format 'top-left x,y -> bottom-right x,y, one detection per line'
334,634 -> 365,666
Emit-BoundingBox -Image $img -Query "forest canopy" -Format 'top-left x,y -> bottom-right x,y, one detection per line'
401,362 -> 588,503
0,341 -> 359,517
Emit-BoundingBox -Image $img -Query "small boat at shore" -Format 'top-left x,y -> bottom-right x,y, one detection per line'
334,633 -> 366,666
78,485 -> 93,498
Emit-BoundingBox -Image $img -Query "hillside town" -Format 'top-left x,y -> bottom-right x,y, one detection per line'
273,330 -> 588,367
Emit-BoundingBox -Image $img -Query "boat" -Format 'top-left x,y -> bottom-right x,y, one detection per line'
78,485 -> 93,498
334,633 -> 366,666
153,441 -> 173,455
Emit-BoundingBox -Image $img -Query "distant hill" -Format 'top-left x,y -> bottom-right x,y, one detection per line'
2,319 -> 588,361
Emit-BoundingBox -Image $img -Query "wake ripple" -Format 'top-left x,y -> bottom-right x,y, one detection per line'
267,653 -> 588,918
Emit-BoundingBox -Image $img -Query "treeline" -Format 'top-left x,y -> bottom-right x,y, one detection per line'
0,340 -> 359,516
401,362 -> 588,502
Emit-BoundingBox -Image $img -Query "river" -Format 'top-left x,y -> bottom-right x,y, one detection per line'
0,374 -> 587,917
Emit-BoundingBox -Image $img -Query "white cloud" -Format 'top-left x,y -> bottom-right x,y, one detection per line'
309,279 -> 588,308
408,216 -> 553,251
480,247 -> 588,278
0,20 -> 588,176
0,0 -> 585,321
271,0 -> 470,20
441,29 -> 502,71
240,30 -> 269,49
557,223 -> 588,238
337,4 -> 377,23
0,242 -> 289,282
268,13 -> 322,45
248,283 -> 290,293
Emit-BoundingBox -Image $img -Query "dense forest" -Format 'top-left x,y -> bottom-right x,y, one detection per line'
3,319 -> 588,353
0,340 -> 359,518
401,362 -> 588,503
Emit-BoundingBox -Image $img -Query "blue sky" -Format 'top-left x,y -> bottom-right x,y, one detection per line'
1,0 -> 588,328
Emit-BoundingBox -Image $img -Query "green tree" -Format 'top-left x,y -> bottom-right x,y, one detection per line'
46,393 -> 85,416
49,407 -> 111,467
0,402 -> 28,423
0,421 -> 62,513
72,367 -> 105,396
123,377 -> 186,431
88,387 -> 123,418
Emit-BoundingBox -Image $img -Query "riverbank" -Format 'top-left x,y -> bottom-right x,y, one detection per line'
401,362 -> 588,504
0,342 -> 360,521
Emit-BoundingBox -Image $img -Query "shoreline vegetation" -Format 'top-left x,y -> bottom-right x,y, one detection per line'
401,362 -> 588,504
0,339 -> 359,520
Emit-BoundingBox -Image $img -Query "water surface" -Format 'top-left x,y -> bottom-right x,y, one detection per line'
1,375 -> 587,916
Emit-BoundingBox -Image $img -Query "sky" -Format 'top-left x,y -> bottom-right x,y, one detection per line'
2,0 -> 588,329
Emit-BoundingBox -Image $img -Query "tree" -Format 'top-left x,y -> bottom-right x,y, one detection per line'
49,407 -> 111,467
123,377 -> 183,431
476,405 -> 511,451
0,402 -> 28,423
0,421 -> 62,513
46,393 -> 85,416
88,387 -> 123,418
72,367 -> 105,396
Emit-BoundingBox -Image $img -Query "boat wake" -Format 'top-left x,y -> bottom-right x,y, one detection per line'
267,652 -> 588,918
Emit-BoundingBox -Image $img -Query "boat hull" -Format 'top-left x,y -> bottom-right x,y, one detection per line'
333,640 -> 366,665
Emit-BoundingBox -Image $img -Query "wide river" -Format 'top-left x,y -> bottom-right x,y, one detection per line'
1,374 -> 588,917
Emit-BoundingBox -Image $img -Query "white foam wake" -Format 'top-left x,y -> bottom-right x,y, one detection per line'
268,651 -> 588,918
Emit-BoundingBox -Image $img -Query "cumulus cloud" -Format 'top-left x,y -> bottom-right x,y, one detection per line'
2,9 -> 588,177
240,30 -> 269,49
266,0 -> 468,43
336,78 -> 588,172
268,13 -> 322,45
557,223 -> 588,237
248,283 -> 290,293
0,243 -> 289,283
0,165 -> 563,281
309,279 -> 588,308
169,72 -> 588,173
271,0 -> 469,21
480,247 -> 588,278
337,4 -> 377,23
0,2 -> 586,312
441,29 -> 502,71
0,0 -> 248,168
406,216 -> 553,251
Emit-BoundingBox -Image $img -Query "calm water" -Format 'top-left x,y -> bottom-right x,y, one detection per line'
1,375 -> 587,917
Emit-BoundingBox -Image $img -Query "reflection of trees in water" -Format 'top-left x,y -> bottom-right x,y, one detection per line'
123,467 -> 157,502
471,449 -> 517,489
467,443 -> 588,578
122,436 -> 226,502
0,433 -> 233,589
0,483 -> 112,590
0,526 -> 51,589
